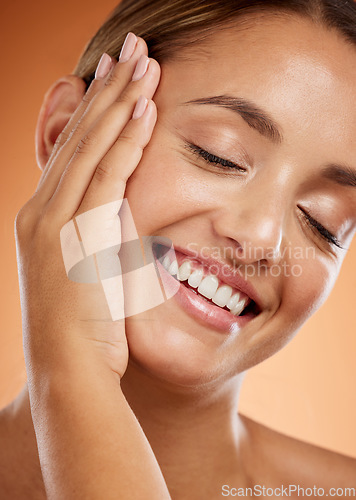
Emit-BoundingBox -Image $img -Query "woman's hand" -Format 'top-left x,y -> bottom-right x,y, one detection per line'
16,35 -> 160,379
14,34 -> 171,499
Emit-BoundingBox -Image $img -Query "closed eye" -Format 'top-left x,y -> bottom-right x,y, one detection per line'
184,142 -> 247,173
184,141 -> 343,249
298,206 -> 343,249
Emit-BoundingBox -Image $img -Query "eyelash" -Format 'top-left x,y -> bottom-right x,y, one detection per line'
185,142 -> 247,173
185,141 -> 343,249
297,206 -> 343,249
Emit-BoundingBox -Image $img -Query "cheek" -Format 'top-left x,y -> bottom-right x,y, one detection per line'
235,255 -> 339,373
277,253 -> 339,337
123,141 -> 220,235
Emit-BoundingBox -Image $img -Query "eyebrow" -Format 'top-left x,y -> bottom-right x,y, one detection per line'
322,164 -> 356,188
182,94 -> 356,189
182,94 -> 283,144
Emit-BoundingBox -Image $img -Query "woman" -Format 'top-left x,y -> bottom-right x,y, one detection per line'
0,0 -> 355,498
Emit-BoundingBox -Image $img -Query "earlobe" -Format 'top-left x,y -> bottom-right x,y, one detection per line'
35,75 -> 86,171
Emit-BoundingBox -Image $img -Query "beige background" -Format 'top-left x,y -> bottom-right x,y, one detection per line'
0,0 -> 355,457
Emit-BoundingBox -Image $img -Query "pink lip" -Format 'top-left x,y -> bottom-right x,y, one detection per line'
154,250 -> 257,335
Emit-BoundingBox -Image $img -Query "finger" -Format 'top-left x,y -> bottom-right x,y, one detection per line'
36,34 -> 148,204
78,97 -> 156,214
37,55 -> 116,187
38,35 -> 145,195
45,56 -> 161,223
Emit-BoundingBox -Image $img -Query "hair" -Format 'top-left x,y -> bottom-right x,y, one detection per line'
73,0 -> 356,90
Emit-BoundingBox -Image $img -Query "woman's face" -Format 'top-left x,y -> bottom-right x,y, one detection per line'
123,14 -> 356,387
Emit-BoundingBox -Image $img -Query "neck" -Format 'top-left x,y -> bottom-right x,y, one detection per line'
120,359 -> 250,495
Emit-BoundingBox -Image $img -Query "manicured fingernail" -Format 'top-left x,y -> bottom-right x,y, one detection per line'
95,53 -> 112,79
132,55 -> 150,81
119,32 -> 137,63
132,95 -> 148,120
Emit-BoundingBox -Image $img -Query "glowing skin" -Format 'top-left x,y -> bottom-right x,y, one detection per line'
2,14 -> 356,500
122,15 -> 356,390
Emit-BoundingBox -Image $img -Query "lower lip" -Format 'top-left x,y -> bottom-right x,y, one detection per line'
154,251 -> 253,335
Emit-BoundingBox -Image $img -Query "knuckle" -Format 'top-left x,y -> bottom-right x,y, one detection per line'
15,198 -> 61,251
117,134 -> 144,157
75,132 -> 98,155
72,119 -> 88,140
114,90 -> 131,106
117,133 -> 140,149
94,157 -> 114,182
104,69 -> 121,88
14,199 -> 37,238
14,208 -> 28,235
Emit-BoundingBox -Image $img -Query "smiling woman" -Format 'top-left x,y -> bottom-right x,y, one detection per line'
1,0 -> 356,498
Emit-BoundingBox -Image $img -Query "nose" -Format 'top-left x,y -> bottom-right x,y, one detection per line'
212,192 -> 284,268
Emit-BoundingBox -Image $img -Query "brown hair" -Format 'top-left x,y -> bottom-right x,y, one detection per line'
72,0 -> 356,89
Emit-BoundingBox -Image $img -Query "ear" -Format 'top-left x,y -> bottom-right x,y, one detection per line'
35,75 -> 87,171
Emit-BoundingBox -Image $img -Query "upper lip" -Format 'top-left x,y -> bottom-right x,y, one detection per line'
154,240 -> 263,311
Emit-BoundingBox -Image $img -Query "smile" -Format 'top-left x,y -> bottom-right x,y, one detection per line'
152,243 -> 261,334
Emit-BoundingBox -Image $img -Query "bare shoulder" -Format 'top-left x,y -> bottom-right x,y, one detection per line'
240,413 -> 356,490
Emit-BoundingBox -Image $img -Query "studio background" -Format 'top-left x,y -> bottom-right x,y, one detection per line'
0,0 -> 355,457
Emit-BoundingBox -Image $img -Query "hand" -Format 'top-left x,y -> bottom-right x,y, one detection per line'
14,36 -> 172,499
15,36 -> 160,382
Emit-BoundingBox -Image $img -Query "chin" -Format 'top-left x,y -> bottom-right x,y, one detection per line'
124,315 -> 240,390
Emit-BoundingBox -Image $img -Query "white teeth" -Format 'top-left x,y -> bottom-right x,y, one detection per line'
177,260 -> 192,281
198,275 -> 219,299
226,292 -> 247,316
230,300 -> 246,316
187,268 -> 204,288
160,252 -> 250,317
162,255 -> 171,271
168,259 -> 179,276
226,292 -> 242,310
212,285 -> 233,307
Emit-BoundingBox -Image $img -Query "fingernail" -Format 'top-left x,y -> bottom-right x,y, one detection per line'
95,53 -> 112,79
132,55 -> 150,81
119,32 -> 137,63
132,95 -> 148,120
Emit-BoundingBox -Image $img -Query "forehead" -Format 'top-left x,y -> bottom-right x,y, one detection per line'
158,14 -> 356,150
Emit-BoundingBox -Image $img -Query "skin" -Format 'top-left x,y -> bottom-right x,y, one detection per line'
0,13 -> 356,499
